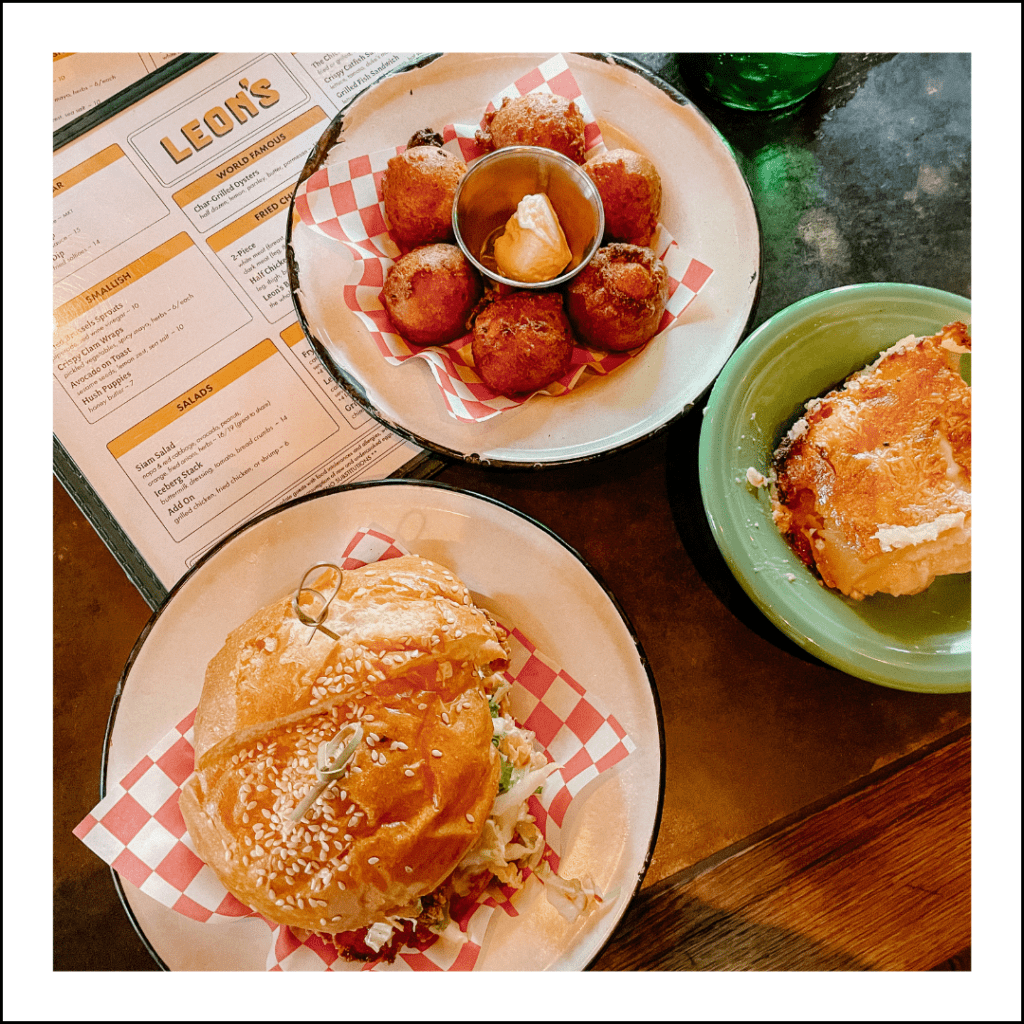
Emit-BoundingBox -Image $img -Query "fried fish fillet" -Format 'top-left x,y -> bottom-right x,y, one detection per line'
770,321 -> 971,599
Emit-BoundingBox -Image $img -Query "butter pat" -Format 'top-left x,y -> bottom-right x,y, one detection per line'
493,194 -> 572,283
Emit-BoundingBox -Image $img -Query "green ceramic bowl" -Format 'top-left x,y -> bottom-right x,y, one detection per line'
699,283 -> 971,693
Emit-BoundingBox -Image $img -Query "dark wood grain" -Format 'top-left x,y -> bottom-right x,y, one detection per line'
592,734 -> 970,971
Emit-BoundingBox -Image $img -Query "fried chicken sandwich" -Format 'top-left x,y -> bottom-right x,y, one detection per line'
179,555 -> 576,960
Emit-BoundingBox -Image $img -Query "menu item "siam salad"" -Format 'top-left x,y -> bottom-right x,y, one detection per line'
768,321 -> 972,600
179,555 -> 590,961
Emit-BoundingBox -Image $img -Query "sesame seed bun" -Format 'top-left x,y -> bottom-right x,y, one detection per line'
179,555 -> 508,937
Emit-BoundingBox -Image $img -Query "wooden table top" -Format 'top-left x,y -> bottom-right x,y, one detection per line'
54,54 -> 974,981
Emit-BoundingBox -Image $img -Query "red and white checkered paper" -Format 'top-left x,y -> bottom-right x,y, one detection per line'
75,526 -> 635,971
293,53 -> 714,423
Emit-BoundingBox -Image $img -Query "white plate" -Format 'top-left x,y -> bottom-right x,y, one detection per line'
287,52 -> 760,466
106,480 -> 664,970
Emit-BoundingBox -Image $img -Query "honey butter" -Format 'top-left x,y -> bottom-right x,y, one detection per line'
493,193 -> 572,283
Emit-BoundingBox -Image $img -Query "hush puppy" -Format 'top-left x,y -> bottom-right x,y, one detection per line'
472,291 -> 575,395
584,149 -> 663,247
566,244 -> 669,351
382,244 -> 483,346
476,93 -> 587,165
381,146 -> 467,251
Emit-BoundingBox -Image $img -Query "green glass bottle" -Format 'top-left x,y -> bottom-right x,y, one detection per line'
697,53 -> 838,111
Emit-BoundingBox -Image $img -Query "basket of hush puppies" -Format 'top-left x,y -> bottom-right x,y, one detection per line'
292,54 -> 715,426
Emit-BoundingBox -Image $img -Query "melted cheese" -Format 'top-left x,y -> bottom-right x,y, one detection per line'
770,321 -> 971,599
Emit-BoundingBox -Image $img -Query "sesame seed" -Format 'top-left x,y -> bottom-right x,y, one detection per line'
368,857 -> 379,865
466,813 -> 475,823
431,749 -> 443,758
404,769 -> 415,777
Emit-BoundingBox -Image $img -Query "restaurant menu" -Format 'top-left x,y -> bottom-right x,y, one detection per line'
53,52 -> 184,130
54,53 -> 432,604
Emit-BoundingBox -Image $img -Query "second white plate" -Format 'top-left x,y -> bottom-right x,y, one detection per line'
106,480 -> 664,970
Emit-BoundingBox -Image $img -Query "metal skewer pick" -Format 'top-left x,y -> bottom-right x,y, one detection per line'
290,722 -> 364,823
292,562 -> 343,645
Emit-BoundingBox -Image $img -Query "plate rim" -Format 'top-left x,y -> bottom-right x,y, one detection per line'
284,51 -> 762,469
698,281 -> 971,693
101,477 -> 667,970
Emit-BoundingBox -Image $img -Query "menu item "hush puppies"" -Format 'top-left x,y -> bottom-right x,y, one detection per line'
472,291 -> 575,396
566,244 -> 669,351
382,244 -> 483,346
476,92 -> 587,165
381,145 -> 467,251
584,149 -> 663,247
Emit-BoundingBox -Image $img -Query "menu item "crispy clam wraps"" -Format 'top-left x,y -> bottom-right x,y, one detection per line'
179,555 -> 598,961
768,322 -> 971,599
